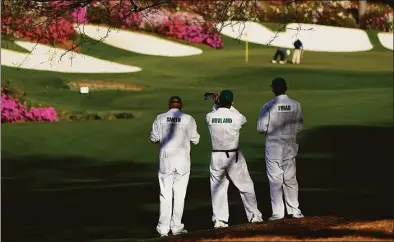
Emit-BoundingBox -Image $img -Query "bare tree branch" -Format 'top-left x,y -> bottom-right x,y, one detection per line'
2,0 -> 316,66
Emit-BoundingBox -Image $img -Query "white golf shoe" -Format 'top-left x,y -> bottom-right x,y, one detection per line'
279,61 -> 286,64
268,215 -> 284,221
213,220 -> 229,229
292,213 -> 304,219
271,60 -> 277,64
160,233 -> 168,237
250,214 -> 264,223
172,229 -> 187,236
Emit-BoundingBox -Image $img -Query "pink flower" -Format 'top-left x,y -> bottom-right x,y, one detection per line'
1,92 -> 58,123
183,25 -> 206,43
71,6 -> 88,23
139,9 -> 171,30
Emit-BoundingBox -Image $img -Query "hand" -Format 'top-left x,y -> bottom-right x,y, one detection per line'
213,93 -> 219,104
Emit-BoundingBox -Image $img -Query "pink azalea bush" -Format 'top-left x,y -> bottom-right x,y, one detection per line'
170,12 -> 205,26
159,14 -> 188,39
71,6 -> 88,24
148,11 -> 222,48
183,25 -> 206,43
138,9 -> 172,31
1,93 -> 27,123
26,107 -> 58,122
1,93 -> 58,123
116,2 -> 143,29
1,16 -> 76,45
87,4 -> 223,48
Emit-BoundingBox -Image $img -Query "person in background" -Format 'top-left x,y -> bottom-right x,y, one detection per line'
271,48 -> 290,64
292,39 -> 303,64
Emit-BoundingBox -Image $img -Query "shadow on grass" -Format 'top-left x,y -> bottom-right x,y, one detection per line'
2,125 -> 393,242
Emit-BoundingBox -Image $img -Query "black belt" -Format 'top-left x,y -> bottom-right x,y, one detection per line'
212,149 -> 239,162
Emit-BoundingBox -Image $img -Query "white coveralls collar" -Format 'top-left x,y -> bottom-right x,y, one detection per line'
276,94 -> 288,99
217,107 -> 231,110
169,108 -> 181,112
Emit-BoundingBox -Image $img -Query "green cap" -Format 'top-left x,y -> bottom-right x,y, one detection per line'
168,96 -> 182,105
271,77 -> 287,89
219,90 -> 233,102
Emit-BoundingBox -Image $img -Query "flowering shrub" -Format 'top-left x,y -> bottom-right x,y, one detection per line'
360,6 -> 393,32
71,6 -> 88,24
1,93 -> 28,123
86,4 -> 223,48
205,31 -> 223,49
156,12 -> 222,48
138,9 -> 172,31
183,25 -> 206,43
26,107 -> 58,122
1,92 -> 58,123
115,2 -> 143,29
1,16 -> 76,45
171,12 -> 205,25
159,15 -> 188,39
254,1 -> 358,28
175,0 -> 261,22
174,0 -> 392,32
254,1 -> 392,32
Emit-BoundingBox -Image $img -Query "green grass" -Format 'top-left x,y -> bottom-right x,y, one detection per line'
1,28 -> 393,242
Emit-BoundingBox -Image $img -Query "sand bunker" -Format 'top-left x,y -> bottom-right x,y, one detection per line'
219,21 -> 373,52
67,80 -> 144,91
75,24 -> 203,57
1,41 -> 142,73
377,32 -> 393,50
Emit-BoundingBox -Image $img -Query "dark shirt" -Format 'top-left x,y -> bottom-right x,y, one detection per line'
278,48 -> 287,55
294,40 -> 303,49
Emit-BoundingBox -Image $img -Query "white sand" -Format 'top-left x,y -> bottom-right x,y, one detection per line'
1,41 -> 142,73
377,32 -> 393,50
219,21 -> 374,52
75,24 -> 203,57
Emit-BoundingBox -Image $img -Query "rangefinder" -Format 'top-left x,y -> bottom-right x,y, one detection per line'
204,92 -> 217,100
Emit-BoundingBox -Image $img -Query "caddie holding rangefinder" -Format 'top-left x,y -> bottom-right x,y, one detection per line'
205,90 -> 263,229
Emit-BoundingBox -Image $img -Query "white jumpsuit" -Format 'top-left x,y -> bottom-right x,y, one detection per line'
206,105 -> 262,224
257,94 -> 303,218
150,108 -> 200,235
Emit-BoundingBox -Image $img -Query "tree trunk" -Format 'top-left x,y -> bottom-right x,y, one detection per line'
359,0 -> 367,20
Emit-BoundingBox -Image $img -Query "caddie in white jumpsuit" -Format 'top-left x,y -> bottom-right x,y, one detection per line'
257,78 -> 304,220
150,96 -> 200,237
206,90 -> 263,229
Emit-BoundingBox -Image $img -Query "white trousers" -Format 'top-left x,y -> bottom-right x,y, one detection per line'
292,49 -> 302,64
156,171 -> 190,235
265,139 -> 302,217
210,151 -> 262,223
